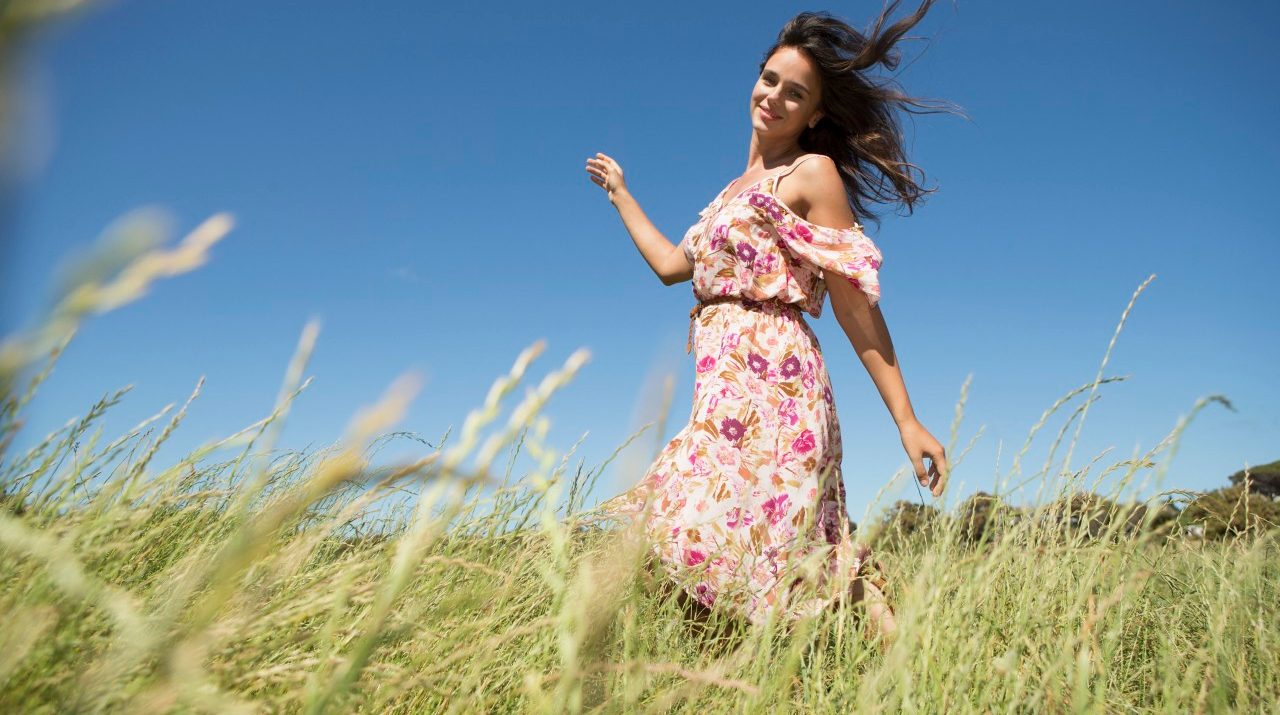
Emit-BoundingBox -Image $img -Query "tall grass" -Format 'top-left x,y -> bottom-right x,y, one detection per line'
1,214 -> 1276,714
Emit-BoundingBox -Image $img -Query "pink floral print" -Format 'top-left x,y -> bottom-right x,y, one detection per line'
602,155 -> 886,626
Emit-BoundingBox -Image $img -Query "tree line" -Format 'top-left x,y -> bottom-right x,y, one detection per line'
867,459 -> 1280,548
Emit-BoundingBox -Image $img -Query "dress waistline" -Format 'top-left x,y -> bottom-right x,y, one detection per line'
686,296 -> 801,354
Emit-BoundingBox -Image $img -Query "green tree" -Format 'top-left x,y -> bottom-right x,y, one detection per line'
1227,459 -> 1280,499
1181,484 -> 1280,540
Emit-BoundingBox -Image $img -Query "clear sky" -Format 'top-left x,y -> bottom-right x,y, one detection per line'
3,0 -> 1277,522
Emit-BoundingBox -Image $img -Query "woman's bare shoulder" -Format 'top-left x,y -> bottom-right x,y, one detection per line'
780,154 -> 852,224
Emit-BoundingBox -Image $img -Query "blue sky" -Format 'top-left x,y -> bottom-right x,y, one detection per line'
3,0 -> 1278,522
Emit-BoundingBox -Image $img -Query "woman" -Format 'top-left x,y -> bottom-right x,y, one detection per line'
584,4 -> 951,643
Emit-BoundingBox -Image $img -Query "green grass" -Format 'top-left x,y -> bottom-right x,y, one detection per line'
1,216 -> 1276,714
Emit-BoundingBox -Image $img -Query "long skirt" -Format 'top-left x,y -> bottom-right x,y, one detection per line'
599,297 -> 885,625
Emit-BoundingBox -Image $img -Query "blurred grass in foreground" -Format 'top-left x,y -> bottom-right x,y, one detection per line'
0,208 -> 1276,714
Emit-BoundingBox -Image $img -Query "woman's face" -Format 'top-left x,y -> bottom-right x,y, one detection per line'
750,46 -> 824,138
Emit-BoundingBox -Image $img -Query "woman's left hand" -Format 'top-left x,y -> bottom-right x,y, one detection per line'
898,419 -> 948,497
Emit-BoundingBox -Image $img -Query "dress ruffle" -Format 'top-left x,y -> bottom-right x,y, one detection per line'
745,178 -> 883,310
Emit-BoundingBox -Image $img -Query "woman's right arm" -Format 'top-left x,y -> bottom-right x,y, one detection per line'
610,188 -> 694,285
586,152 -> 693,286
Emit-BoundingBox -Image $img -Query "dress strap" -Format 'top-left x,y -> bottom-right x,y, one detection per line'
769,153 -> 826,194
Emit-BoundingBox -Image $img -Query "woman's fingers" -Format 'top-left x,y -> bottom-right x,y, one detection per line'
589,155 -> 610,172
588,154 -> 619,168
585,156 -> 609,189
901,425 -> 948,497
926,449 -> 948,496
911,453 -> 928,487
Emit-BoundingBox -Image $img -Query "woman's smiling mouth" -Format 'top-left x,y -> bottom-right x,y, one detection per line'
758,106 -> 781,121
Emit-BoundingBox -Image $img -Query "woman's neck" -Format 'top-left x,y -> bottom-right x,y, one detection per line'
745,138 -> 806,173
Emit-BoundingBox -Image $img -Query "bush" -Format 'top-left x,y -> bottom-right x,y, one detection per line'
1035,492 -> 1180,542
867,500 -> 942,550
955,491 -> 1007,546
1181,484 -> 1280,540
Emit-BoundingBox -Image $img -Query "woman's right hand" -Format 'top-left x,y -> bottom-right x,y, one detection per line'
585,152 -> 628,203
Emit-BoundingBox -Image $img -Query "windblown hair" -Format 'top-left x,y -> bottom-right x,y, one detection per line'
762,2 -> 964,229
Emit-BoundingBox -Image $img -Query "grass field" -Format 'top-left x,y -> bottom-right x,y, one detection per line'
2,216 -> 1277,714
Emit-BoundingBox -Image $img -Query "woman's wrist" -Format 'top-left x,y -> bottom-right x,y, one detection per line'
609,187 -> 633,208
894,414 -> 920,430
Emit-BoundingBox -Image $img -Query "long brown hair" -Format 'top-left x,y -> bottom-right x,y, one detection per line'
762,3 -> 965,230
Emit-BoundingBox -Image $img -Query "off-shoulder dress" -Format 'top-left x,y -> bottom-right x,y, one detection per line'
601,154 -> 887,625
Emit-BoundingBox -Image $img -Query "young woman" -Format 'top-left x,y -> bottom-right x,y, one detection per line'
585,4 -> 952,643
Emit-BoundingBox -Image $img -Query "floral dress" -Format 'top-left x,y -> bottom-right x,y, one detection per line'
600,154 -> 886,626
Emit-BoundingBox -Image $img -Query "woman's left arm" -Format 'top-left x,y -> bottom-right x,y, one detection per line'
827,279 -> 947,497
791,157 -> 949,497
